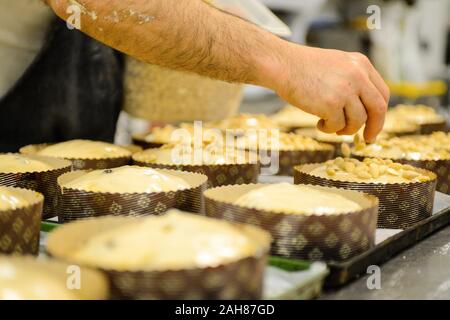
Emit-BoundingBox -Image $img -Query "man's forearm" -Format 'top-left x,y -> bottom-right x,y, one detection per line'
47,0 -> 285,89
46,0 -> 389,142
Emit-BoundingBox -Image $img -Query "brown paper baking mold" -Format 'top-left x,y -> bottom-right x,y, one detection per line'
294,163 -> 437,229
132,151 -> 260,188
46,214 -> 271,299
20,143 -> 131,170
397,158 -> 450,195
419,121 -> 447,135
0,154 -> 71,219
258,147 -> 335,176
131,134 -> 165,150
204,184 -> 378,262
0,187 -> 43,255
56,169 -> 208,223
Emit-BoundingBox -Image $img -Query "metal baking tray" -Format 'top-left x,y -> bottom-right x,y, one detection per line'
258,175 -> 450,287
325,192 -> 450,287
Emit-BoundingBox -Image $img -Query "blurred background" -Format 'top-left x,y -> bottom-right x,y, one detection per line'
116,0 -> 450,144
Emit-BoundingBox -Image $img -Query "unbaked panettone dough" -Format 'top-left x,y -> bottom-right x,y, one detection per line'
270,105 -> 320,128
0,256 -> 108,300
0,154 -> 54,173
207,113 -> 279,131
62,166 -> 190,193
37,140 -> 131,159
133,144 -> 251,165
0,186 -> 29,210
69,211 -> 261,271
234,183 -> 362,214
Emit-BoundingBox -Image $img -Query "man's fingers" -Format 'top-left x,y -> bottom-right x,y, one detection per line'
369,67 -> 390,103
351,52 -> 390,103
350,52 -> 388,141
317,109 -> 346,134
337,97 -> 367,135
360,80 -> 387,142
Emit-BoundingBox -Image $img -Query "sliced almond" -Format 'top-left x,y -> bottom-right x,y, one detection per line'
334,157 -> 345,166
354,134 -> 366,151
356,164 -> 369,172
387,168 -> 400,176
389,163 -> 403,171
341,143 -> 351,158
402,164 -> 416,171
344,162 -> 356,173
326,167 -> 336,176
372,158 -> 384,165
402,170 -> 420,180
369,163 -> 380,179
356,169 -> 371,179
418,175 -> 431,182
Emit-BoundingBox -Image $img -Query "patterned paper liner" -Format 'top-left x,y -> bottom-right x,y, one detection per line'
419,121 -> 447,135
131,134 -> 165,150
351,153 -> 450,195
294,164 -> 437,229
247,147 -> 335,176
0,187 -> 43,255
204,184 -> 379,262
46,215 -> 271,299
56,169 -> 208,223
133,154 -> 260,188
20,144 -> 131,170
0,154 -> 71,219
399,159 -> 450,195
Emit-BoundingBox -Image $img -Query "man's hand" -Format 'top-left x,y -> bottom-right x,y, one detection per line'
45,0 -> 389,142
268,45 -> 389,142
